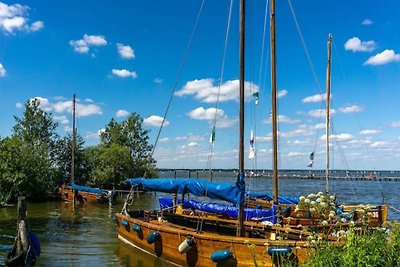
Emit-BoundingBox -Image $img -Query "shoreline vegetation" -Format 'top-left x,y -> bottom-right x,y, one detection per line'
0,98 -> 156,204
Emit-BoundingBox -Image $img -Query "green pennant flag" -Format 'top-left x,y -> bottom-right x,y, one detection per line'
209,126 -> 215,144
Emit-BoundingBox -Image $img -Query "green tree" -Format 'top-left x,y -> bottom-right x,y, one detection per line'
53,134 -> 91,185
0,99 -> 60,202
100,113 -> 157,177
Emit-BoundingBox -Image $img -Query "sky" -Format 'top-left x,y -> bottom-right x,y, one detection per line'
0,0 -> 399,170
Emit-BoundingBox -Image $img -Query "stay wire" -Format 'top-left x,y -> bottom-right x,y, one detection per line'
151,0 -> 205,158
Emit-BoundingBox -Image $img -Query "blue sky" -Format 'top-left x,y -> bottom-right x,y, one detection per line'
0,0 -> 399,170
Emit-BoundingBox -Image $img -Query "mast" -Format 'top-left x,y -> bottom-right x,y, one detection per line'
71,94 -> 76,203
237,0 -> 245,237
271,0 -> 278,204
325,34 -> 332,194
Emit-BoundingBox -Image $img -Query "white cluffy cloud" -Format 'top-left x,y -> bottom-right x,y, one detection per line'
143,115 -> 170,127
69,34 -> 107,54
364,50 -> 400,66
359,129 -> 381,135
187,107 -> 236,128
320,133 -> 353,141
0,2 -> 44,34
302,93 -> 328,103
361,19 -> 373,25
175,78 -> 259,103
115,109 -> 129,118
339,105 -> 363,113
390,121 -> 400,128
30,96 -> 102,117
112,69 -> 137,79
344,37 -> 376,52
277,90 -> 288,98
264,114 -> 300,124
116,43 -> 135,59
308,109 -> 336,118
0,62 -> 5,77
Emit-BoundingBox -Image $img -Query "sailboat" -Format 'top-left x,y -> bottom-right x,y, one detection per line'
114,0 -> 329,265
58,94 -> 116,204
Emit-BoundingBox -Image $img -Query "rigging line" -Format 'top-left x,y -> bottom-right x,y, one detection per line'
150,0 -> 205,158
287,0 -> 325,155
207,0 -> 234,171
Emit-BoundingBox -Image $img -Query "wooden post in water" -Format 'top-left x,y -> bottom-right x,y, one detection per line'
16,197 -> 31,266
71,93 -> 76,206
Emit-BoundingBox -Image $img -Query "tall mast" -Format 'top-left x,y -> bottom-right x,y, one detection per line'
71,94 -> 76,184
237,0 -> 245,237
271,0 -> 278,204
325,34 -> 332,194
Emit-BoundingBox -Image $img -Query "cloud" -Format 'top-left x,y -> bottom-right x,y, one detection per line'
159,137 -> 170,143
86,129 -> 105,140
188,107 -> 224,120
359,129 -> 381,135
69,34 -> 107,54
175,78 -> 259,103
287,152 -> 307,158
320,133 -> 353,141
314,123 -> 325,129
115,109 -> 129,118
143,115 -> 170,127
370,141 -> 389,148
174,134 -> 205,142
187,107 -> 236,128
302,93 -> 328,103
53,115 -> 69,125
338,105 -> 363,113
361,19 -> 373,25
390,121 -> 400,128
112,69 -> 137,79
84,98 -> 93,103
280,124 -> 315,138
0,62 -> 5,77
364,49 -> 400,66
277,90 -> 288,98
0,2 -> 44,34
116,43 -> 135,59
263,114 -> 300,124
187,142 -> 198,147
154,78 -> 163,84
15,102 -> 23,108
308,109 -> 336,118
31,96 -> 102,117
344,37 -> 376,52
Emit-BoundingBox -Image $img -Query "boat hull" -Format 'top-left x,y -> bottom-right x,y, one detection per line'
58,186 -> 111,204
115,213 -> 312,267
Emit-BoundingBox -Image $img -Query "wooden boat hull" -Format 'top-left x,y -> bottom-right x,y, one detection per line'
58,186 -> 112,204
115,213 -> 313,267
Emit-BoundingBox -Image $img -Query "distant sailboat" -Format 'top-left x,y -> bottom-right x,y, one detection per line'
58,94 -> 116,204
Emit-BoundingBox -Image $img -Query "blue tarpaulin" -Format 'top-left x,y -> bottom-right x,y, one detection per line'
127,178 -> 243,205
159,197 -> 277,223
71,182 -> 105,195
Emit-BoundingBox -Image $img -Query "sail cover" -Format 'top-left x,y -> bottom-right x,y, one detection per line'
71,182 -> 105,195
127,178 -> 243,205
159,197 -> 277,223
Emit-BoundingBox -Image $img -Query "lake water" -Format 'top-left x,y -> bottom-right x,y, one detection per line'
1,170 -> 399,266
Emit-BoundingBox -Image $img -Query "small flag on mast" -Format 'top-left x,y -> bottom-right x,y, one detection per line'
249,129 -> 256,160
307,152 -> 314,167
209,126 -> 215,145
252,92 -> 259,105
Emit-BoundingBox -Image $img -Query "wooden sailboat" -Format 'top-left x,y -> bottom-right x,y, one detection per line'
115,1 -> 327,266
58,94 -> 116,204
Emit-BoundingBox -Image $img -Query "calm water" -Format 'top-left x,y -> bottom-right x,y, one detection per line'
1,170 -> 399,266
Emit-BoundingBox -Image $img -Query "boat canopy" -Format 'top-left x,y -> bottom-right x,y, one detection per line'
159,197 -> 277,223
126,178 -> 243,205
247,192 -> 299,204
71,182 -> 105,195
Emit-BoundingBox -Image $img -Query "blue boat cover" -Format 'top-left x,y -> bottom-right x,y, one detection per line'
159,197 -> 277,223
247,192 -> 299,204
127,178 -> 243,205
71,182 -> 105,195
